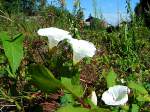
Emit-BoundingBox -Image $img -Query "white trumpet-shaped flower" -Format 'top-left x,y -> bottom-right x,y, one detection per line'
37,27 -> 96,63
91,91 -> 97,106
37,27 -> 72,48
68,39 -> 96,63
101,85 -> 130,106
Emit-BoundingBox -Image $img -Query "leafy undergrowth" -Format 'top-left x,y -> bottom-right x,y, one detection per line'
0,25 -> 150,112
0,3 -> 150,111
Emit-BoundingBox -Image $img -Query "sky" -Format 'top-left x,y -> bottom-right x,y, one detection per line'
48,0 -> 140,25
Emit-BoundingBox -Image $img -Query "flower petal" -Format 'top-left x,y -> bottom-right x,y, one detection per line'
91,91 -> 97,105
68,39 -> 96,63
37,27 -> 72,48
37,27 -> 96,62
101,85 -> 130,106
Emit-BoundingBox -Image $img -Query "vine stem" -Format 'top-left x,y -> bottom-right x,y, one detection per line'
0,15 -> 14,22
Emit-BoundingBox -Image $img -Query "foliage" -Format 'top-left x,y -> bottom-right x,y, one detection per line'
61,77 -> 83,97
0,0 -> 20,14
29,64 -> 62,92
128,81 -> 148,95
135,0 -> 150,27
56,105 -> 89,112
0,32 -> 24,74
131,104 -> 139,112
105,68 -> 117,88
0,0 -> 150,111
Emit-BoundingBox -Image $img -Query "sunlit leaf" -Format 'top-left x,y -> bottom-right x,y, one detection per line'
91,108 -> 111,112
131,104 -> 139,112
84,98 -> 111,112
106,68 -> 117,88
56,105 -> 89,112
136,94 -> 150,102
60,93 -> 74,105
56,105 -> 111,112
29,64 -> 62,92
61,98 -> 111,112
61,77 -> 83,97
128,81 -> 148,95
0,32 -> 24,73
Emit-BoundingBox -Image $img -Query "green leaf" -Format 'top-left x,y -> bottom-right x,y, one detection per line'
131,104 -> 139,112
120,105 -> 129,111
128,81 -> 148,95
61,77 -> 83,97
56,105 -> 89,112
106,68 -> 117,88
71,72 -> 80,85
60,93 -> 75,105
29,64 -> 62,92
136,94 -> 150,102
56,99 -> 111,112
83,98 -> 111,112
0,32 -> 24,73
90,108 -> 111,112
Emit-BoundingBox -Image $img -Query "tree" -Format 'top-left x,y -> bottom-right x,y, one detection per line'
0,0 -> 20,14
0,0 -> 37,15
135,0 -> 150,27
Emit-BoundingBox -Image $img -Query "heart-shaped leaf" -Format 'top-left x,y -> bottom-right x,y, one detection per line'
29,64 -> 62,92
128,81 -> 148,95
61,77 -> 83,97
106,68 -> 117,88
0,32 -> 24,73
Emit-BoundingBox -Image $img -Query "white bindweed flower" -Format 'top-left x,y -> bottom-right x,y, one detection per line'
68,38 -> 96,63
37,27 -> 96,63
37,27 -> 72,48
91,91 -> 97,105
101,85 -> 130,106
